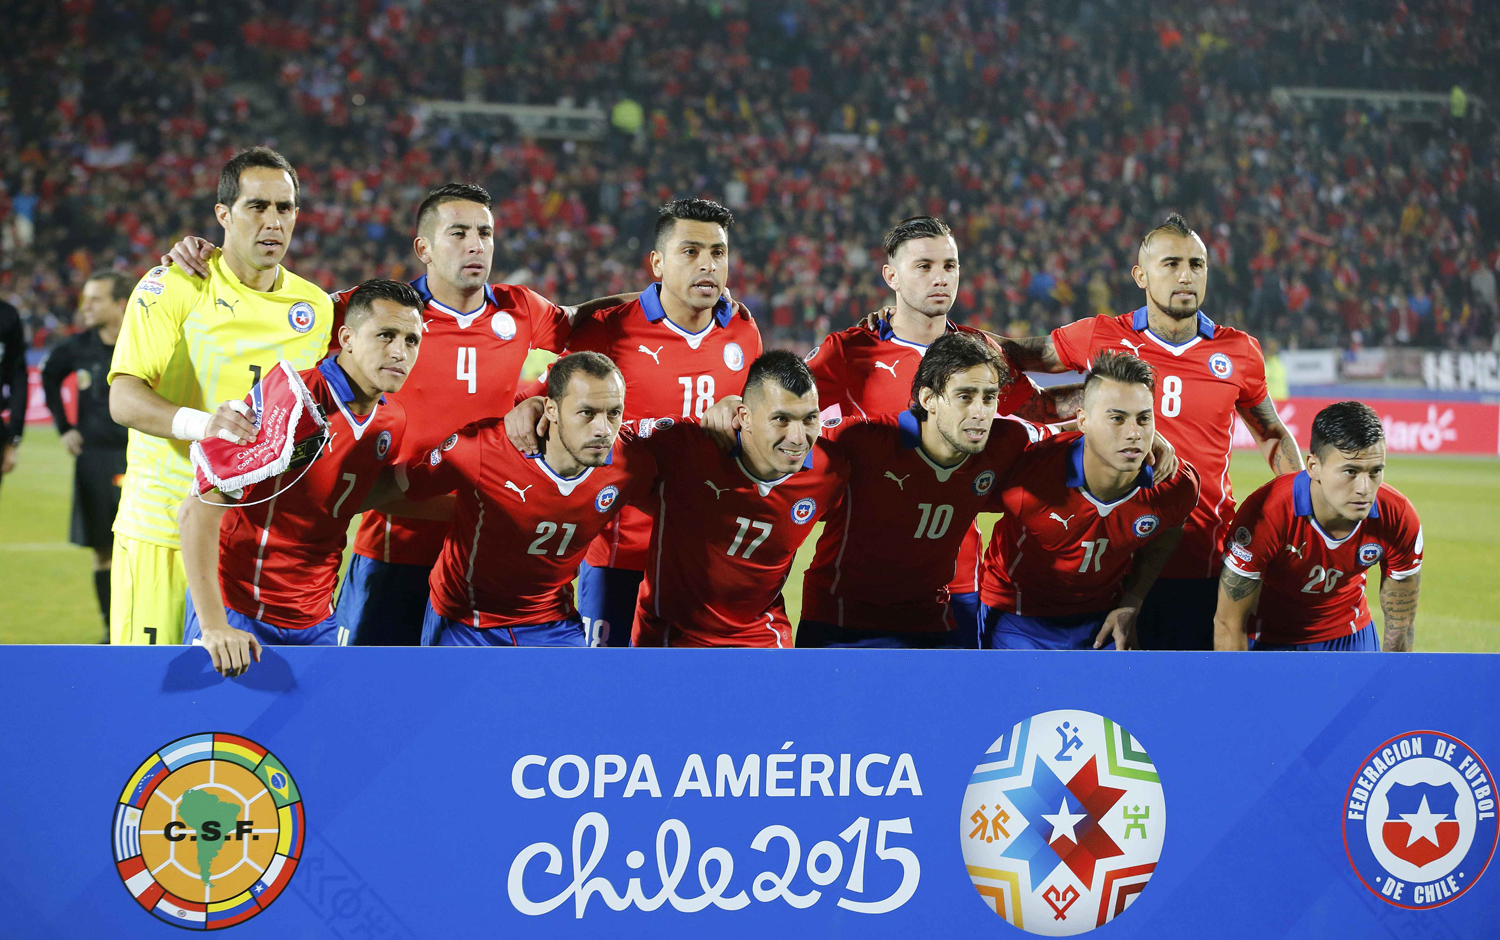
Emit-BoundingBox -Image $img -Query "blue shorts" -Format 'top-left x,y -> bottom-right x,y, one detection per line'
1136,577 -> 1218,650
577,561 -> 644,648
1253,623 -> 1380,652
796,620 -> 974,649
420,603 -> 588,648
184,597 -> 343,647
335,554 -> 429,646
983,606 -> 1113,650
949,591 -> 982,647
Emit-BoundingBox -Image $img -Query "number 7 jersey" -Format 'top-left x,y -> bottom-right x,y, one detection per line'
1223,471 -> 1422,645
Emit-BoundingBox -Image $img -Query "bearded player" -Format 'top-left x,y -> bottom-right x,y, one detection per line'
178,280 -> 423,676
398,352 -> 657,646
998,214 -> 1300,650
503,198 -> 761,647
981,352 -> 1201,650
1215,401 -> 1422,652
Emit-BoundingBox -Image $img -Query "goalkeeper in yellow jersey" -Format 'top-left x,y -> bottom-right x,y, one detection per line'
106,147 -> 332,645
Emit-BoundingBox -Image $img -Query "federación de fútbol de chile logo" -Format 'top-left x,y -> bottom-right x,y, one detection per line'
1344,730 -> 1497,909
961,709 -> 1165,935
113,733 -> 304,929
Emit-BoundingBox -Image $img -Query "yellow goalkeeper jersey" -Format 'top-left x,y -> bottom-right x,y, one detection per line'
108,253 -> 332,548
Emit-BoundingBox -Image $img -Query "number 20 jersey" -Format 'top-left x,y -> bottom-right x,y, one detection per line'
331,276 -> 571,567
1223,471 -> 1422,645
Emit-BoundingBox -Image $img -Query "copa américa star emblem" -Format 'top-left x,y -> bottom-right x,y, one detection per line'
1344,730 -> 1497,909
287,302 -> 316,334
961,709 -> 1165,935
1207,352 -> 1233,378
113,733 -> 304,929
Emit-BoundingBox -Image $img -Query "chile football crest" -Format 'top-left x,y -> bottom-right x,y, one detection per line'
960,709 -> 1165,934
1344,731 -> 1497,909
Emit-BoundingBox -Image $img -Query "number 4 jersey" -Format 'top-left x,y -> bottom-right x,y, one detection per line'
1222,471 -> 1422,645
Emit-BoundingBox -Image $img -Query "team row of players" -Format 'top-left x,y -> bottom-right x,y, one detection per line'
104,152 -> 1420,673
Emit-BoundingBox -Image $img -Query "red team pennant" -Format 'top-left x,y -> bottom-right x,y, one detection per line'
190,360 -> 328,500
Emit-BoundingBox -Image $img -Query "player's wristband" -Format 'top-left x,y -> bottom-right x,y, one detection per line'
171,407 -> 213,441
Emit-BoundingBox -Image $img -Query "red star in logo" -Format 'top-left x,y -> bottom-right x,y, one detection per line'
1048,757 -> 1127,888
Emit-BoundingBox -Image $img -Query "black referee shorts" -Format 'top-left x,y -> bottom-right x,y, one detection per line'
70,447 -> 126,552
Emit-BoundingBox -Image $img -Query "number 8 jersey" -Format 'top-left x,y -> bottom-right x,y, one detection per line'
1051,307 -> 1269,580
1222,471 -> 1423,646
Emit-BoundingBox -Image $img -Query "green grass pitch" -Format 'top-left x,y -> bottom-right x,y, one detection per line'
2,426 -> 1495,651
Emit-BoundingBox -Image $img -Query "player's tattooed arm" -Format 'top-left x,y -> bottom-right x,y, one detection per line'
1010,382 -> 1084,424
1213,565 -> 1261,651
1379,572 -> 1421,652
1238,397 -> 1304,476
991,333 -> 1067,374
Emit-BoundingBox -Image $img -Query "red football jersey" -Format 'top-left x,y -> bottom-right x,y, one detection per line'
1222,472 -> 1423,645
980,433 -> 1201,617
333,276 -> 571,567
802,412 -> 1047,633
203,359 -> 406,629
516,285 -> 763,572
631,419 -> 849,648
397,419 -> 657,629
1051,308 -> 1270,579
805,319 -> 1039,594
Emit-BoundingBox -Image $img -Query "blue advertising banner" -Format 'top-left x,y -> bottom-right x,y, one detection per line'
0,648 -> 1495,938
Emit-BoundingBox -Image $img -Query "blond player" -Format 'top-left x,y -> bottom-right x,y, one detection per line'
106,147 -> 332,645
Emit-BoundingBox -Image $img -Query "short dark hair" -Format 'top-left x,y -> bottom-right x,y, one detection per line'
344,278 -> 423,329
416,182 -> 493,238
743,350 -> 815,400
654,198 -> 734,250
1140,212 -> 1195,252
218,147 -> 299,208
909,332 -> 1007,421
1083,349 -> 1156,403
87,269 -> 132,301
546,351 -> 623,401
883,216 -> 952,259
1310,401 -> 1383,458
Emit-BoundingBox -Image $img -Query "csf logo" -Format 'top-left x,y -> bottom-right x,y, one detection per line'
804,346 -> 819,363
790,498 -> 818,524
1233,526 -> 1253,547
112,733 -> 304,929
1358,543 -> 1384,566
1132,514 -> 1160,538
595,485 -> 619,513
492,311 -> 517,341
287,302 -> 316,334
822,415 -> 843,429
973,470 -> 996,496
374,430 -> 392,461
1207,352 -> 1233,379
723,342 -> 745,372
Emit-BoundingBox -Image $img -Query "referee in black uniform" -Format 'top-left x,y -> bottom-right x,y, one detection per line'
0,297 -> 25,488
41,271 -> 131,638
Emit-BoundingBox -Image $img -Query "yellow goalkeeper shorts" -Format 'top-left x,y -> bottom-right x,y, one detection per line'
110,535 -> 187,645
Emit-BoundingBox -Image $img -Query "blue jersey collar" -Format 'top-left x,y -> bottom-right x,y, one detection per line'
876,317 -> 958,346
318,355 -> 383,406
1130,306 -> 1216,341
640,283 -> 732,330
411,274 -> 498,314
1066,436 -> 1153,490
1292,469 -> 1380,519
897,410 -> 924,448
730,430 -> 815,470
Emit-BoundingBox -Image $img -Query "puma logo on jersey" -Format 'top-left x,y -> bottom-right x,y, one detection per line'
135,297 -> 157,318
704,480 -> 727,499
1285,542 -> 1306,559
874,360 -> 899,377
638,345 -> 664,364
1049,512 -> 1075,530
505,481 -> 533,502
1119,338 -> 1145,355
216,298 -> 239,316
884,471 -> 909,490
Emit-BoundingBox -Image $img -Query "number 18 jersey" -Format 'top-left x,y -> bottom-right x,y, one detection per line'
334,275 -> 571,566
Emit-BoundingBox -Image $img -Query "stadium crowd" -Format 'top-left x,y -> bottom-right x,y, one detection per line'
3,0 -> 1499,356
